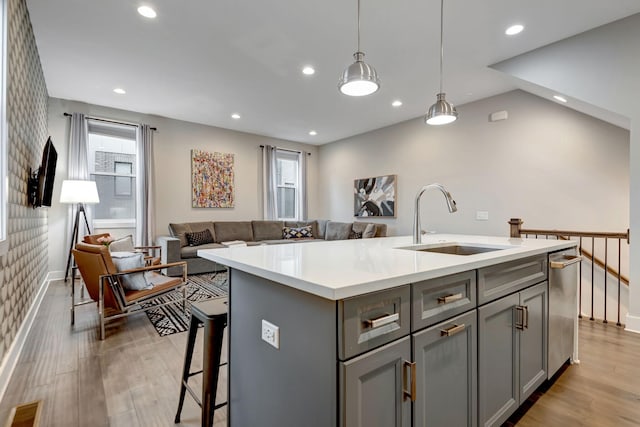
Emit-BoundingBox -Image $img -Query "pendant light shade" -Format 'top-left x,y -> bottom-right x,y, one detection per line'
426,0 -> 457,125
339,52 -> 380,96
338,0 -> 380,96
426,93 -> 458,125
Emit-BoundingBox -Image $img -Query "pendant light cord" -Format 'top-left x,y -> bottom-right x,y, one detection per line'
439,0 -> 444,93
357,0 -> 361,53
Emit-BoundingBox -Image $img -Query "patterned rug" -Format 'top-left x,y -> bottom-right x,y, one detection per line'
144,271 -> 228,337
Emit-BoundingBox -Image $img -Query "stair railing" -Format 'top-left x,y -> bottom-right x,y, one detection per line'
509,218 -> 629,326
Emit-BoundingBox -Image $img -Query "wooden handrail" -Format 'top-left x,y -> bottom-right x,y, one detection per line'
509,218 -> 629,286
509,218 -> 630,242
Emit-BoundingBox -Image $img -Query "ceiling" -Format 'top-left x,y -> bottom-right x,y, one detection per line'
25,0 -> 640,145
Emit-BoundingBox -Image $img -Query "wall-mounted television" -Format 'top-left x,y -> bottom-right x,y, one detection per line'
28,137 -> 58,208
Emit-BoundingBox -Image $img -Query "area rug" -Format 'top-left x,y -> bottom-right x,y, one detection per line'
144,271 -> 228,337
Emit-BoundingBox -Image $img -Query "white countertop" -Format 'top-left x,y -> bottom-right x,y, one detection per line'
198,234 -> 576,300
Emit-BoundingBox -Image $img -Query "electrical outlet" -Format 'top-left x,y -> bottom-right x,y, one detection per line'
476,211 -> 489,221
261,319 -> 280,349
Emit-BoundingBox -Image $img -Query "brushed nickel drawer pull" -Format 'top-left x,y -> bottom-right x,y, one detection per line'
440,323 -> 465,337
437,293 -> 463,304
550,255 -> 582,269
515,306 -> 525,330
402,360 -> 416,402
523,305 -> 529,329
363,312 -> 399,329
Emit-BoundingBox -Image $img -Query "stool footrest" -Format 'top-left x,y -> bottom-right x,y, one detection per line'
188,370 -> 203,378
182,381 -> 202,408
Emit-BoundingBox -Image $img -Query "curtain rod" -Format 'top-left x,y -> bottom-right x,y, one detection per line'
63,112 -> 157,131
260,145 -> 311,156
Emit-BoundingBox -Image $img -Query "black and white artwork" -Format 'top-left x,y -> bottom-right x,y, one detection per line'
354,175 -> 396,217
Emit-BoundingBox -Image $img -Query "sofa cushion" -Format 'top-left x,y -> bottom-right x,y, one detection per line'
325,221 -> 353,240
285,220 -> 319,240
362,223 -> 377,239
186,229 -> 214,246
180,242 -> 225,259
169,222 -> 215,247
214,221 -> 253,243
283,225 -> 314,239
252,220 -> 285,241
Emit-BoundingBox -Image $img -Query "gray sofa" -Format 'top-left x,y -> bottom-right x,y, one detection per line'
157,219 -> 387,276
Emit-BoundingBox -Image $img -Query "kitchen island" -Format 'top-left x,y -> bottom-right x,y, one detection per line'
199,234 -> 578,427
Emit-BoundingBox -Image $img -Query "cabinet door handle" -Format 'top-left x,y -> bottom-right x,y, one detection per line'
437,293 -> 463,304
440,323 -> 465,337
515,306 -> 525,330
523,305 -> 529,329
402,361 -> 416,402
363,312 -> 399,329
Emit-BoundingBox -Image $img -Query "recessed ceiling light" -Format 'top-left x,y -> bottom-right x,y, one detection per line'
391,100 -> 403,107
113,88 -> 126,94
553,95 -> 568,103
302,66 -> 315,75
505,24 -> 524,36
231,113 -> 241,119
309,130 -> 317,136
137,6 -> 157,19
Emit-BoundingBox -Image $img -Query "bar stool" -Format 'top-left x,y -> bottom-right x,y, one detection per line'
175,297 -> 228,427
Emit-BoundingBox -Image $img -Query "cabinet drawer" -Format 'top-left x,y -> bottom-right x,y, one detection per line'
477,255 -> 547,305
412,270 -> 476,332
339,285 -> 410,360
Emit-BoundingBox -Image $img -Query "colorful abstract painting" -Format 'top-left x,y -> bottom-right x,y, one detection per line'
354,175 -> 396,217
191,149 -> 235,208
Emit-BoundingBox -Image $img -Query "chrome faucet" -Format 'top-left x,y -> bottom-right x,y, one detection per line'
413,183 -> 458,244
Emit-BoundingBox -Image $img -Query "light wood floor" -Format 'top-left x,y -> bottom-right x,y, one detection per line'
1,280 -> 639,426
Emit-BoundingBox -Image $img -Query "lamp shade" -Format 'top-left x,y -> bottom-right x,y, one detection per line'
338,52 -> 380,97
425,93 -> 458,125
59,180 -> 100,204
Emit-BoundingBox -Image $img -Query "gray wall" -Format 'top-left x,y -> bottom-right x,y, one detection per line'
0,0 -> 49,359
317,90 -> 629,239
47,98 -> 320,273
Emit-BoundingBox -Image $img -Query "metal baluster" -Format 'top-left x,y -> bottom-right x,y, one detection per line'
617,238 -> 622,327
590,236 -> 595,321
603,238 -> 608,324
578,236 -> 583,319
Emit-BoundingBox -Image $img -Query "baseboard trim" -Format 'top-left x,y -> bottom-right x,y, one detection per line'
625,314 -> 640,334
0,272 -> 54,402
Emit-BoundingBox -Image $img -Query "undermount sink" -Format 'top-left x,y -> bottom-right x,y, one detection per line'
397,243 -> 511,256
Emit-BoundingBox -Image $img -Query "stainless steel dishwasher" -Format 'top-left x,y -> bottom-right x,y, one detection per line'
548,248 -> 581,379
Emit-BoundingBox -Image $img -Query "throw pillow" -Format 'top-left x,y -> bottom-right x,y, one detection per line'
111,252 -> 152,291
109,235 -> 135,252
186,229 -> 214,246
362,224 -> 377,239
348,231 -> 363,239
282,225 -> 314,239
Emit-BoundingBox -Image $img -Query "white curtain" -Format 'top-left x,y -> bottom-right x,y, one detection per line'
298,150 -> 308,220
262,145 -> 278,220
137,124 -> 155,246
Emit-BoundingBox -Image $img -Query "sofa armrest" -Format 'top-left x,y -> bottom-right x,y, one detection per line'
156,236 -> 183,276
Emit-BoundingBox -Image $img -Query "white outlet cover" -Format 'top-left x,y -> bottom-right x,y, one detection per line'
261,319 -> 280,349
476,211 -> 489,221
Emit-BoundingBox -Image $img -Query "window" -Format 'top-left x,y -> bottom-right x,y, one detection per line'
275,150 -> 301,220
0,0 -> 8,256
114,161 -> 133,196
87,120 -> 138,230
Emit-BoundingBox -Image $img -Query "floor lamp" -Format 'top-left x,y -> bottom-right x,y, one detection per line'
60,180 -> 100,282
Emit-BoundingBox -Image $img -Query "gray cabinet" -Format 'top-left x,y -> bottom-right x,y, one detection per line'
340,336 -> 412,427
478,282 -> 548,427
413,310 -> 477,427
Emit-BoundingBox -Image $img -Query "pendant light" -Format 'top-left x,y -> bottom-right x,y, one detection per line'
338,0 -> 380,96
426,0 -> 458,125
